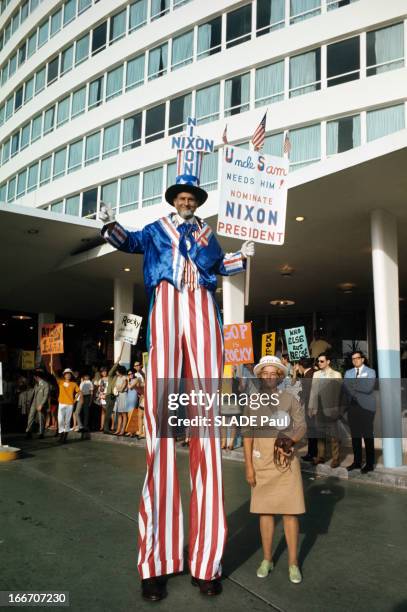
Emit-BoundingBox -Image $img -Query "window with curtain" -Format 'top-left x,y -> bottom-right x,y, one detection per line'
9,54 -> 17,77
78,0 -> 91,14
53,148 -> 67,179
120,175 -> 139,212
289,49 -> 321,97
40,156 -> 52,185
102,181 -> 118,211
197,17 -> 222,59
106,65 -> 123,100
201,151 -> 218,191
257,0 -> 285,36
2,140 -> 10,164
126,55 -> 144,90
31,115 -> 42,142
5,96 -> 13,121
38,19 -> 49,47
327,114 -> 360,155
367,23 -> 404,77
0,184 -> 7,203
226,4 -> 252,48
224,73 -> 250,116
167,161 -> 176,186
0,104 -> 4,127
51,8 -> 62,35
82,188 -> 98,218
27,162 -> 39,192
72,87 -> 86,117
103,123 -> 121,159
289,124 -> 321,169
47,57 -> 59,84
43,107 -> 55,135
196,83 -> 220,124
145,104 -> 166,142
66,194 -> 80,216
24,77 -> 34,102
35,67 -> 46,94
172,30 -> 193,70
57,96 -> 70,126
290,0 -> 321,24
61,45 -> 74,74
263,132 -> 284,156
16,170 -> 27,198
21,1 -> 29,22
123,113 -> 142,150
151,0 -> 169,20
110,9 -> 126,43
255,61 -> 284,107
14,87 -> 23,110
143,168 -> 163,206
169,93 -> 192,134
75,33 -> 90,65
21,123 -> 30,149
129,0 -> 147,32
63,0 -> 76,26
85,132 -> 101,165
327,36 -> 360,87
18,42 -> 27,67
88,76 -> 104,109
68,140 -> 83,172
50,201 -> 64,213
366,104 -> 405,142
7,177 -> 16,202
11,132 -> 19,156
327,0 -> 358,10
92,21 -> 107,55
148,43 -> 168,80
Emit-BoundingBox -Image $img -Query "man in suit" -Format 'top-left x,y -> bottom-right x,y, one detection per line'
295,357 -> 317,461
344,351 -> 376,473
308,353 -> 342,468
25,370 -> 50,439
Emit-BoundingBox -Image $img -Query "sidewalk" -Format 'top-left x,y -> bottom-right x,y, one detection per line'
0,433 -> 407,612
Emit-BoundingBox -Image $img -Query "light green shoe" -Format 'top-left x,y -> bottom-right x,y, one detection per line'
288,565 -> 302,584
256,559 -> 274,578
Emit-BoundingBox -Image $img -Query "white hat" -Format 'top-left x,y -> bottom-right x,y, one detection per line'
253,356 -> 288,378
63,368 -> 74,375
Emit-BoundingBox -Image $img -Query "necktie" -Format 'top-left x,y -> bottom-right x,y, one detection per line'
356,368 -> 359,378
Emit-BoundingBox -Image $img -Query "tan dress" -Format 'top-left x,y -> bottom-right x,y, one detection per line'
248,391 -> 307,515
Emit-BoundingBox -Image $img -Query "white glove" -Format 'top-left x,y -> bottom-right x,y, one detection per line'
241,240 -> 255,259
99,201 -> 115,224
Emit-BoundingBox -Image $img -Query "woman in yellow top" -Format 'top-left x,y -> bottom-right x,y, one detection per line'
53,367 -> 82,443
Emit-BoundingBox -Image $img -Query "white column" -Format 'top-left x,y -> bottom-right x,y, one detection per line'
114,278 -> 134,367
222,274 -> 245,325
371,209 -> 403,468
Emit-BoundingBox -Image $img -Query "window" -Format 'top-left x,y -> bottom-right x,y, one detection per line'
103,123 -> 121,158
21,1 -> 29,22
1,67 -> 7,87
92,22 -> 107,54
7,177 -> 16,202
51,8 -> 62,36
126,55 -> 144,90
289,49 -> 321,97
255,61 -> 284,107
27,32 -> 37,58
290,0 -> 321,24
129,0 -> 147,32
264,132 -> 284,156
143,168 -> 163,206
61,45 -> 74,74
5,96 -> 13,121
197,17 -> 222,59
72,87 -> 86,117
327,37 -> 359,87
57,96 -> 70,126
15,87 -> 23,110
167,162 -> 176,187
0,184 -> 6,203
31,115 -> 42,142
11,132 -> 19,156
327,115 -> 361,155
224,73 -> 250,116
21,123 -> 30,149
151,0 -> 169,20
327,0 -> 357,10
82,188 -> 98,218
51,201 -> 64,213
367,24 -> 404,76
366,105 -> 405,142
102,181 -> 118,211
11,10 -> 19,33
63,0 -> 76,26
38,19 -> 49,47
226,4 -> 252,49
24,77 -> 34,103
0,105 -> 4,127
35,67 -> 46,94
201,151 -> 218,191
120,175 -> 139,212
9,54 -> 17,77
47,57 -> 59,84
169,93 -> 192,134
148,43 -> 168,80
257,0 -> 285,36
123,113 -> 142,150
16,170 -> 27,198
85,132 -> 101,165
66,195 -> 80,216
40,156 -> 52,185
110,9 -> 126,43
78,0 -> 91,14
18,42 -> 26,66
27,163 -> 39,192
145,104 -> 166,143
172,31 -> 193,70
289,124 -> 321,170
2,140 -> 10,164
43,107 -> 55,135
53,148 -> 67,179
75,33 -> 90,65
89,76 -> 104,109
106,66 -> 123,100
68,140 -> 83,172
196,83 -> 220,124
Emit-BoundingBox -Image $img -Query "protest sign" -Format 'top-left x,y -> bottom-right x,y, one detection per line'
217,145 -> 289,245
21,351 -> 35,370
224,323 -> 253,366
261,332 -> 276,357
40,323 -> 64,355
284,327 -> 309,361
115,313 -> 142,345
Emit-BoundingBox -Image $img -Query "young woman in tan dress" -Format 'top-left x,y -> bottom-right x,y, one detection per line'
243,356 -> 306,584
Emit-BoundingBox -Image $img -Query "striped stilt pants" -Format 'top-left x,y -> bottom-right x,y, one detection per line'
137,280 -> 227,580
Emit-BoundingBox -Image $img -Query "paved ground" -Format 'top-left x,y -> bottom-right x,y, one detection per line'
1,434 -> 407,612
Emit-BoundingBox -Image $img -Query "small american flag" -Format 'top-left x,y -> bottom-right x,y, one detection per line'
251,112 -> 267,151
283,133 -> 292,157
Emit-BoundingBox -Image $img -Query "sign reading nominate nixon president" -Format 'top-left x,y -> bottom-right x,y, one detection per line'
218,146 -> 289,245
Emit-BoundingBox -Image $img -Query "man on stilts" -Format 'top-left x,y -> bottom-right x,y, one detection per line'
100,118 -> 254,601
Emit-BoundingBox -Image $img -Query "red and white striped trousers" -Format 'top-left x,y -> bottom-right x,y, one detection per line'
137,280 -> 227,580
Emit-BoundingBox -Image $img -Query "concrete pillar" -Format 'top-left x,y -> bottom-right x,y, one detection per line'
370,209 -> 403,467
37,313 -> 55,349
222,274 -> 245,325
114,278 -> 134,368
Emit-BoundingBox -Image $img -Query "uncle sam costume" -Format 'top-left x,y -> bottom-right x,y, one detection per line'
102,120 -> 249,583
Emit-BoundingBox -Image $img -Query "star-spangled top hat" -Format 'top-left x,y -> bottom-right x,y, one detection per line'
165,117 -> 214,207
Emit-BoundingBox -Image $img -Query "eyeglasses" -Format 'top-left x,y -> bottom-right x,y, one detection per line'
317,359 -> 326,363
352,356 -> 363,361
